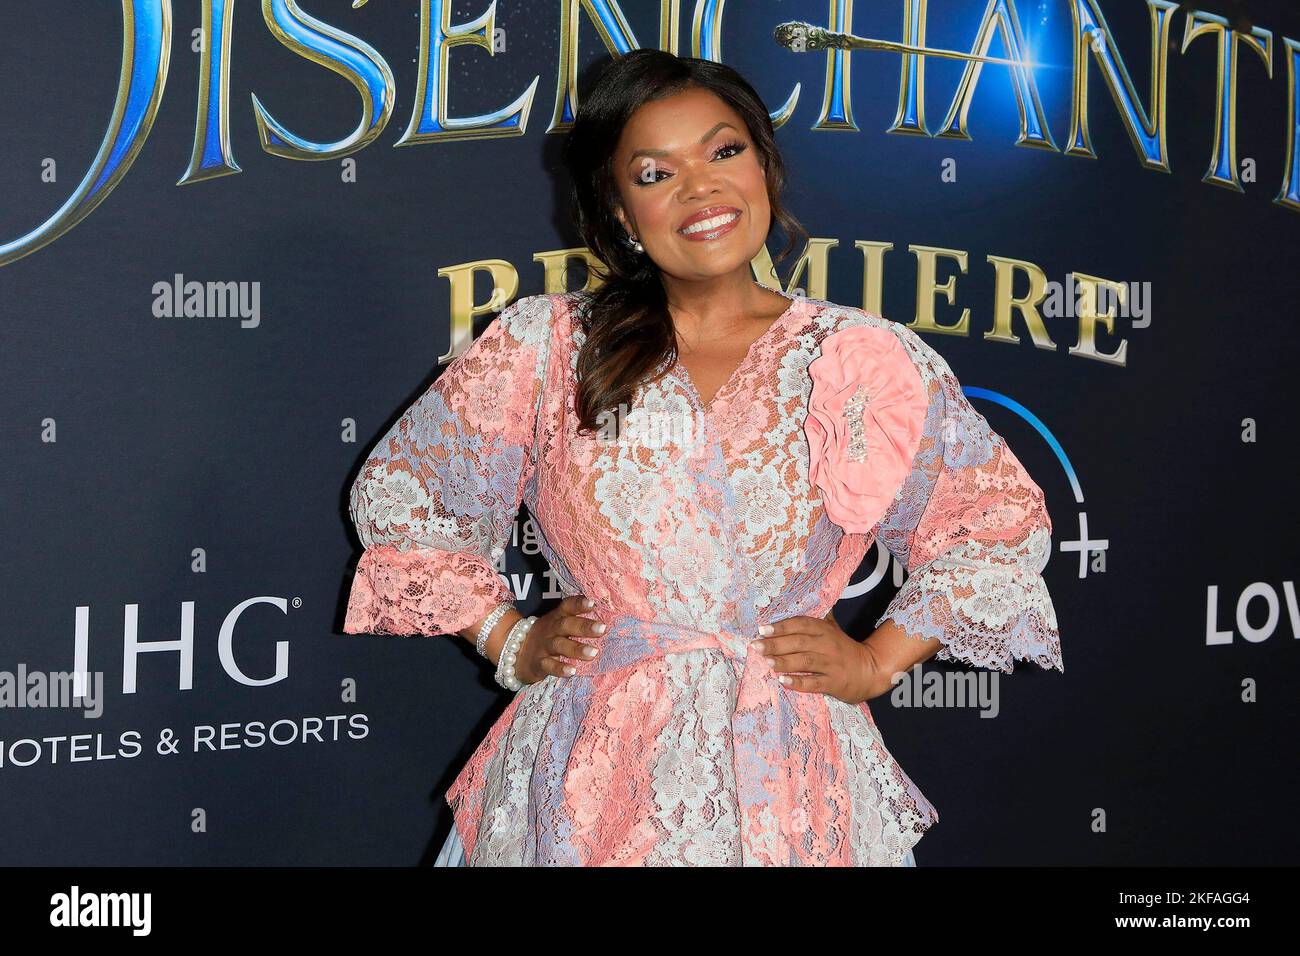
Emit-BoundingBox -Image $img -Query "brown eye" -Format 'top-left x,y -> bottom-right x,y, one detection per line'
714,140 -> 747,160
634,158 -> 670,186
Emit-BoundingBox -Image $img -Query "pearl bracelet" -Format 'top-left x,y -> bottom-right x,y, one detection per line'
494,615 -> 537,691
474,602 -> 514,659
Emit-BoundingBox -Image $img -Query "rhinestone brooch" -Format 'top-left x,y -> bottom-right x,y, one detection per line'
843,383 -> 870,462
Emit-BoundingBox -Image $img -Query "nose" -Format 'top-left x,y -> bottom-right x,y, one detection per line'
677,161 -> 723,200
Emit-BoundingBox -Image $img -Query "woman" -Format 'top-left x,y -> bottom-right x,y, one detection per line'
344,49 -> 1063,866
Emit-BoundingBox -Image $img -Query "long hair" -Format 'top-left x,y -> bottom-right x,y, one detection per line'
562,49 -> 808,435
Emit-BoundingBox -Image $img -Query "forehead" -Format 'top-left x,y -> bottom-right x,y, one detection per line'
615,87 -> 747,158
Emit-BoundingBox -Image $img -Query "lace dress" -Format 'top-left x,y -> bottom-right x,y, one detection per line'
343,289 -> 1063,866
429,816 -> 916,865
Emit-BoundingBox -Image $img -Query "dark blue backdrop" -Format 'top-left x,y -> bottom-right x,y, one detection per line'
1,0 -> 1296,865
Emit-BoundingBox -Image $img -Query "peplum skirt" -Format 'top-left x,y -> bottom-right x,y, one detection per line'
435,614 -> 935,865
432,818 -> 918,866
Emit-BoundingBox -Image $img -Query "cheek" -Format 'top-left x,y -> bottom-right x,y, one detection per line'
631,198 -> 681,244
737,164 -> 771,217
617,185 -> 664,231
642,197 -> 679,234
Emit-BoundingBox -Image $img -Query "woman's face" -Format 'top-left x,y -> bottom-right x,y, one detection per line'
611,87 -> 771,282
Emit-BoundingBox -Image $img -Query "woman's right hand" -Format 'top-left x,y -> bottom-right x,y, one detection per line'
513,595 -> 606,685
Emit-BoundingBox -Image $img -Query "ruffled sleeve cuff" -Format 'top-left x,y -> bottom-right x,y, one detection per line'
804,325 -> 929,534
343,544 -> 514,638
874,527 -> 1064,674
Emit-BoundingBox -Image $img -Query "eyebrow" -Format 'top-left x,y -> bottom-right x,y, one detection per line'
627,122 -> 739,165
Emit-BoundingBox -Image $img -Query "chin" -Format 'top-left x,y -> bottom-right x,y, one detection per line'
673,237 -> 764,274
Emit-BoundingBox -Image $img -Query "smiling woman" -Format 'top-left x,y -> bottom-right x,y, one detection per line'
612,93 -> 772,271
561,54 -> 814,435
344,48 -> 1061,867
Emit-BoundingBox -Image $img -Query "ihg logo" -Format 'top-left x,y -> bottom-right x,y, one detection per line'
72,595 -> 296,692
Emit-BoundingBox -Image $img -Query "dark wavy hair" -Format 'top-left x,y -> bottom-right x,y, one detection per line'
562,49 -> 808,435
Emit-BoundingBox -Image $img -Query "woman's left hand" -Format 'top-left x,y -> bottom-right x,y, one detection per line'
752,614 -> 878,705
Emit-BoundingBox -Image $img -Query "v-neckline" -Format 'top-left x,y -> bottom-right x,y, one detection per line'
669,289 -> 805,414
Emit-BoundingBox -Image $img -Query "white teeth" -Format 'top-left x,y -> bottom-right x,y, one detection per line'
680,211 -> 739,235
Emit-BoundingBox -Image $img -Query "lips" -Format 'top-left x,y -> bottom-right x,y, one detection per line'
677,205 -> 741,235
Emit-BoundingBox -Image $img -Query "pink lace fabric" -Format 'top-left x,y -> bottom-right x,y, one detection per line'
805,325 -> 929,534
343,290 -> 1063,865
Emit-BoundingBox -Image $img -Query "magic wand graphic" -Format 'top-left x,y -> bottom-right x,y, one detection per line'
774,20 -> 1025,66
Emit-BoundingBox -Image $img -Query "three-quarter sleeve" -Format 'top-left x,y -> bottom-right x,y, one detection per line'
872,325 -> 1063,674
343,293 -> 556,637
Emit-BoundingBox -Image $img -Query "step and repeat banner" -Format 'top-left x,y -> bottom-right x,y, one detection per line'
1,1 -> 1296,866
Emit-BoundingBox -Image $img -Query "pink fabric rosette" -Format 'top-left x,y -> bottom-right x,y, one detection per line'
803,324 -> 929,534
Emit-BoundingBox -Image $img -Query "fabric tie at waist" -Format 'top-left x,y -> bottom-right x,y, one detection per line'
565,612 -> 759,678
559,611 -> 799,865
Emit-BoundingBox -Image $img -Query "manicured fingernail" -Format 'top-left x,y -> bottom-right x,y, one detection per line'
582,646 -> 597,657
765,656 -> 776,666
563,665 -> 576,676
751,641 -> 765,653
778,675 -> 791,685
593,623 -> 607,634
759,624 -> 773,636
583,598 -> 595,608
